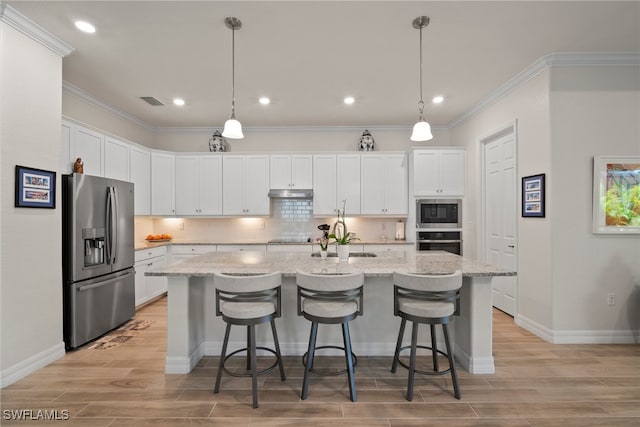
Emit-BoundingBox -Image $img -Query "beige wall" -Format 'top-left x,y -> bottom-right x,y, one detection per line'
1,23 -> 65,383
450,69 -> 553,331
549,65 -> 640,335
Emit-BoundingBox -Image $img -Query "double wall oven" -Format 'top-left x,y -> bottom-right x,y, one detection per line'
416,199 -> 462,255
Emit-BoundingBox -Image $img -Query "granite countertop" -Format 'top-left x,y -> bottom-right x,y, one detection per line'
135,239 -> 413,251
146,249 -> 515,278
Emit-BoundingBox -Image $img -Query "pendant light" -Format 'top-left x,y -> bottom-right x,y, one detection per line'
222,17 -> 244,139
410,15 -> 433,142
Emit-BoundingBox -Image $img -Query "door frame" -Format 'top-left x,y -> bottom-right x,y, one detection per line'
476,119 -> 519,314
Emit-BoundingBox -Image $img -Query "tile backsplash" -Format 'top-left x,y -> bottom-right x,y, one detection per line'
136,199 -> 405,244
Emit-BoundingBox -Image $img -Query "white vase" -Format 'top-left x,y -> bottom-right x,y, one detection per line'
337,244 -> 349,262
320,249 -> 328,259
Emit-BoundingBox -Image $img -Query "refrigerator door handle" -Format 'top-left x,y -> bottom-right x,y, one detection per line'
112,186 -> 119,264
105,186 -> 118,265
78,270 -> 134,292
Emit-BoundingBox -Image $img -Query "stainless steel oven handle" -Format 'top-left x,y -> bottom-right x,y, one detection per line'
417,239 -> 462,243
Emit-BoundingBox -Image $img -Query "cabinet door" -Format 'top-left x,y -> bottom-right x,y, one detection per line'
360,155 -> 386,214
384,154 -> 408,215
292,155 -> 313,188
130,146 -> 150,215
337,154 -> 361,215
60,121 -> 72,173
439,150 -> 465,195
269,155 -> 291,189
146,256 -> 167,299
134,261 -> 149,306
245,155 -> 270,215
151,152 -> 175,215
198,156 -> 223,215
313,154 -> 337,216
72,126 -> 103,176
175,156 -> 198,215
223,156 -> 246,215
413,150 -> 440,196
104,137 -> 130,181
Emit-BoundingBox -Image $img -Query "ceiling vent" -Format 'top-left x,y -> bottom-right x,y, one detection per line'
140,96 -> 164,106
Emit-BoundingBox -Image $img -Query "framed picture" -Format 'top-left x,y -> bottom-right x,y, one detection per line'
592,156 -> 640,234
522,174 -> 545,217
15,165 -> 56,209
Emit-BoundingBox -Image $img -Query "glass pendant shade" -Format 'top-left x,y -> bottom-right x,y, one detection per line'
410,120 -> 433,141
222,117 -> 244,139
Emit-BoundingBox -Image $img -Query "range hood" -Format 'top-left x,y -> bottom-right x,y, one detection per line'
268,189 -> 313,198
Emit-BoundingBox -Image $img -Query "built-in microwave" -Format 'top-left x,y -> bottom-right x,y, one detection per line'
416,199 -> 462,228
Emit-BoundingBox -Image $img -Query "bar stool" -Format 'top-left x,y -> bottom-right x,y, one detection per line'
391,270 -> 462,401
296,271 -> 364,402
213,271 -> 286,408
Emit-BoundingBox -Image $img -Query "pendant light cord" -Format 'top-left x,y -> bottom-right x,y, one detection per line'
231,24 -> 236,119
417,24 -> 424,120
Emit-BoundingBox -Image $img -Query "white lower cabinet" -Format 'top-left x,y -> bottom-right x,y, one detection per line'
170,244 -> 217,262
134,246 -> 168,307
267,244 -> 313,252
216,244 -> 267,252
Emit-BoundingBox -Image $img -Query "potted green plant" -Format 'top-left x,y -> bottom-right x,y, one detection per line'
328,200 -> 359,261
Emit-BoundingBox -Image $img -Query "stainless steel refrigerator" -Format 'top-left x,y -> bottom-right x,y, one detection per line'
62,174 -> 135,349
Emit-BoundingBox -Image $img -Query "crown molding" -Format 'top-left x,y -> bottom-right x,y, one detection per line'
156,124 -> 447,135
448,51 -> 640,129
0,4 -> 73,57
63,81 -> 155,131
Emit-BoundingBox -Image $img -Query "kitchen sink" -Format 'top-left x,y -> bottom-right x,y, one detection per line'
311,252 -> 377,257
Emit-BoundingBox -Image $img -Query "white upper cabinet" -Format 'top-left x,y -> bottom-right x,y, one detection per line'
337,154 -> 361,215
129,145 -> 150,215
71,125 -> 104,176
151,152 -> 175,215
361,153 -> 408,215
175,155 -> 222,216
313,154 -> 360,216
413,149 -> 465,196
223,155 -> 270,216
270,154 -> 312,189
312,154 -> 337,216
104,137 -> 130,181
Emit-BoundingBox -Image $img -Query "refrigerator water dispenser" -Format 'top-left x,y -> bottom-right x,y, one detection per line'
82,227 -> 105,267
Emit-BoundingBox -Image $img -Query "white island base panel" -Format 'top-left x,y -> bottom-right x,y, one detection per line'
164,275 -> 495,375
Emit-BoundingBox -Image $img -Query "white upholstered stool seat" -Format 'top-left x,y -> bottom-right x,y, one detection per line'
296,270 -> 364,402
391,270 -> 463,401
213,271 -> 286,409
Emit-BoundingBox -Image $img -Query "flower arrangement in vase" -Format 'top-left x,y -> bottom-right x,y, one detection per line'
328,199 -> 359,261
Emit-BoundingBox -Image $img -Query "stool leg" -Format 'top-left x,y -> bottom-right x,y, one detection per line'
407,321 -> 419,401
391,318 -> 406,373
301,321 -> 318,400
430,324 -> 439,372
270,319 -> 286,381
246,325 -> 251,372
249,324 -> 258,408
342,322 -> 357,402
214,322 -> 232,394
442,323 -> 461,399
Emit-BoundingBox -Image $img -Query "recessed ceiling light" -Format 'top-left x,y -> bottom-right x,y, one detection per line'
173,98 -> 185,106
74,20 -> 96,34
432,95 -> 444,104
344,96 -> 355,105
259,97 -> 271,105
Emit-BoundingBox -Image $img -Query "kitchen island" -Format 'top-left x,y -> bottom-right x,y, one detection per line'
146,250 -> 515,375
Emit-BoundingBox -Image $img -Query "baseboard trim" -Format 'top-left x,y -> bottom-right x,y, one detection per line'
165,343 -> 204,374
1,342 -> 66,388
516,314 -> 640,344
454,345 -> 495,374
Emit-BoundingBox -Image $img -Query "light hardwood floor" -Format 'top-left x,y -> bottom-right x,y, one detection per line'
2,296 -> 638,426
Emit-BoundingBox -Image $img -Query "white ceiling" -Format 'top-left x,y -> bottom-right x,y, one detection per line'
8,1 -> 640,129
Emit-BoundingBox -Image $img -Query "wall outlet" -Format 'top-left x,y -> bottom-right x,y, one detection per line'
607,293 -> 616,306
179,222 -> 184,230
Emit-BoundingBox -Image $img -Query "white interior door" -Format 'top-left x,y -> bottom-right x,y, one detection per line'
484,130 -> 517,316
